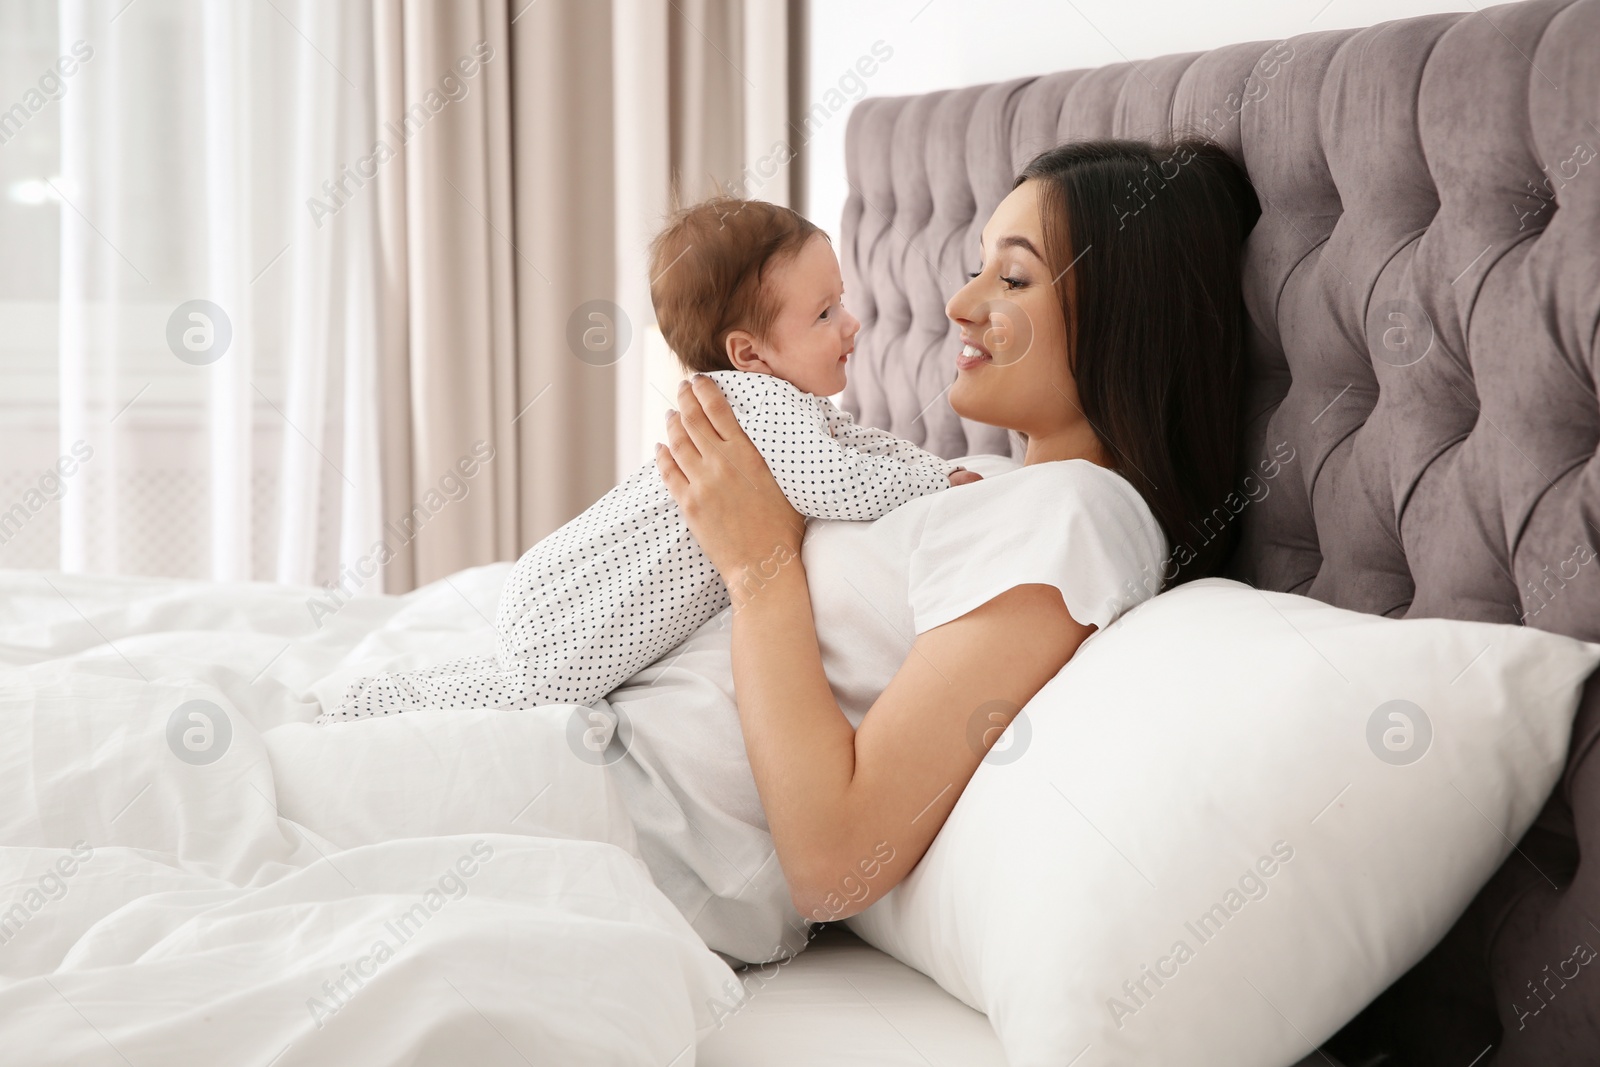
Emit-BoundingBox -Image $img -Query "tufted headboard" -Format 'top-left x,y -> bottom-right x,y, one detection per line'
838,1 -> 1600,1062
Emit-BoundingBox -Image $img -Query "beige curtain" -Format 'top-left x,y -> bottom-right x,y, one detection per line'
370,0 -> 803,595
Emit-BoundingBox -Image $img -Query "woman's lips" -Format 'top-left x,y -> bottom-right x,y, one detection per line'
956,340 -> 992,371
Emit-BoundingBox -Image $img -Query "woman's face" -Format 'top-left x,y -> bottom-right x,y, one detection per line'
945,180 -> 1098,461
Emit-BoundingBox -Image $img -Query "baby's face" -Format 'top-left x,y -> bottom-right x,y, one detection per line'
751,234 -> 860,397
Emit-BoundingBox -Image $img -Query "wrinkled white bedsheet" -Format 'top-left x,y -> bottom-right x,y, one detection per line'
0,565 -> 750,1066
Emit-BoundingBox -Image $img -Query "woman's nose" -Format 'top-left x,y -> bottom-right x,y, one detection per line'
946,278 -> 975,326
949,263 -> 998,326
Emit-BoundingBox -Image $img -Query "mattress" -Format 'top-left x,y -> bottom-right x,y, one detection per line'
700,923 -> 1009,1066
701,925 -> 1350,1067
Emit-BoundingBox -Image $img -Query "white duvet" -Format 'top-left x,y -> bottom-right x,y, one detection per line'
0,565 -> 747,1066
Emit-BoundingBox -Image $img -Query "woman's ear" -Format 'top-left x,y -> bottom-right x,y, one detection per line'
724,330 -> 770,374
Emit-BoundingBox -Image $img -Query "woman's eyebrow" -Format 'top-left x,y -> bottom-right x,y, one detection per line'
995,234 -> 1043,260
975,234 -> 1043,262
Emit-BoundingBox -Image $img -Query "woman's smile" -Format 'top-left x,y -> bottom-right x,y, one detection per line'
956,336 -> 992,370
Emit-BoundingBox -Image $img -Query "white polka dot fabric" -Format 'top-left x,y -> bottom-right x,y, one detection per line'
318,370 -> 959,723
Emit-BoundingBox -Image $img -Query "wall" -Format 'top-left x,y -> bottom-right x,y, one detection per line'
804,0 -> 1483,249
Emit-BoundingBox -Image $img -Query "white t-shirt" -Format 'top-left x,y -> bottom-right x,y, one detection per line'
804,452 -> 1168,726
608,451 -> 1167,964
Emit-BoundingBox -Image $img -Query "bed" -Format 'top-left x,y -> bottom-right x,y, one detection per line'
835,1 -> 1600,1064
1,554 -> 1017,1062
0,560 -> 1343,1066
5,1 -> 1596,1063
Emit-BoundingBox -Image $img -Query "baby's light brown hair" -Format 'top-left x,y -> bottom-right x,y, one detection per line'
648,196 -> 825,374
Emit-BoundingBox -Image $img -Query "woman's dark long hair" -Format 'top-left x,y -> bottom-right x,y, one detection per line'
1015,137 -> 1260,589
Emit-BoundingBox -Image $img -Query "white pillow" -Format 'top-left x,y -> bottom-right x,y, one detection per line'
846,578 -> 1600,1067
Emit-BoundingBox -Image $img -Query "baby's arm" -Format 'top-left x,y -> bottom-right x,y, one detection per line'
713,372 -> 965,522
827,407 -> 986,488
822,403 -> 973,470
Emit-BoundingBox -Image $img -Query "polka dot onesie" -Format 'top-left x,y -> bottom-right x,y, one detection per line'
317,370 -> 959,723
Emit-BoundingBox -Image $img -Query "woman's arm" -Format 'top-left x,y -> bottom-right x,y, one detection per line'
730,566 -> 1089,921
657,375 -> 1095,921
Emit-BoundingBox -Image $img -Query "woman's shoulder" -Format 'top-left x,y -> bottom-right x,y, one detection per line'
939,457 -> 1156,529
909,456 -> 1168,632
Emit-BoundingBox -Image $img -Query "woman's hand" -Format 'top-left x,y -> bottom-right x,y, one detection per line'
655,374 -> 806,587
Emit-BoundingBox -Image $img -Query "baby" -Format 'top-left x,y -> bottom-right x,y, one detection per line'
320,197 -> 975,723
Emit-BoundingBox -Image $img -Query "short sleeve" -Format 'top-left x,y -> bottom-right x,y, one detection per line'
906,459 -> 1167,635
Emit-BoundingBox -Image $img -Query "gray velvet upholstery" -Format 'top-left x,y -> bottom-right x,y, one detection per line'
838,2 -> 1600,1063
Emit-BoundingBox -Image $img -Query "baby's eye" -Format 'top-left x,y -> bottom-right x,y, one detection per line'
818,307 -> 831,322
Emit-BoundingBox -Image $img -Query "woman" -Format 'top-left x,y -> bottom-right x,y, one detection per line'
652,136 -> 1259,928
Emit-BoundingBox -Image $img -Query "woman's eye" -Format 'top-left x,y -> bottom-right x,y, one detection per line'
1001,275 -> 1025,290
